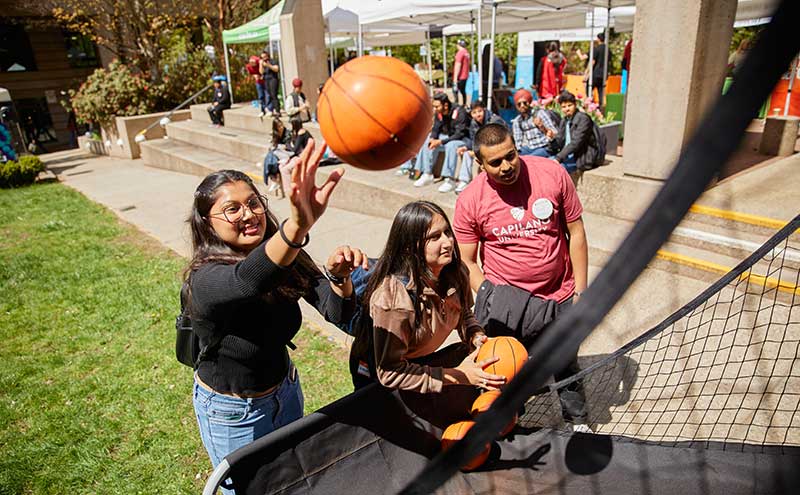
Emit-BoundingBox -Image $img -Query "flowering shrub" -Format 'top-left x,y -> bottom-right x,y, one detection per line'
69,61 -> 156,130
536,94 -> 617,126
68,51 -> 217,133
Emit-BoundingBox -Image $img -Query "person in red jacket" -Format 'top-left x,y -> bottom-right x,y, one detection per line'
539,42 -> 566,99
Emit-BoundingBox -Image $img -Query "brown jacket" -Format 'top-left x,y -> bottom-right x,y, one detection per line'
370,273 -> 482,393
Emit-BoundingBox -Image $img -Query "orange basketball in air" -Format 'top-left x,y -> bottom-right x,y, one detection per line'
318,56 -> 432,171
476,336 -> 528,382
470,391 -> 518,437
441,420 -> 490,471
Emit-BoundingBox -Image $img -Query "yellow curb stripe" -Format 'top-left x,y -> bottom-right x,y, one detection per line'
689,204 -> 789,231
245,171 -> 264,183
656,249 -> 800,295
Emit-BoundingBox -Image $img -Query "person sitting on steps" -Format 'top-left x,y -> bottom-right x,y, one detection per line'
207,78 -> 231,127
263,119 -> 293,198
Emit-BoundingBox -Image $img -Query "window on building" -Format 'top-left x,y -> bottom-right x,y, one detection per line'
0,22 -> 37,72
64,31 -> 100,68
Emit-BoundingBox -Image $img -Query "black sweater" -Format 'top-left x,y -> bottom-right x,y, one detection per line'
189,241 -> 354,395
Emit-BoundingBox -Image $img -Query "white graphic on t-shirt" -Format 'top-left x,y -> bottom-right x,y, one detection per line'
532,198 -> 553,220
492,205 -> 552,243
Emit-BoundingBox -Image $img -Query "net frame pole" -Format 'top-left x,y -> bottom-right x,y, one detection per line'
470,11 -> 476,100
486,1 -> 497,111
477,6 -> 483,100
588,7 -> 595,101
223,41 -> 234,104
327,22 -> 335,75
784,54 -> 798,115
603,1 -> 611,108
399,2 -> 800,493
443,33 -> 447,92
427,29 -> 434,97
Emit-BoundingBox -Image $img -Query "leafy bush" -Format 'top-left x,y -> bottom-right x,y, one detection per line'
152,48 -> 216,108
69,61 -> 156,130
0,155 -> 46,188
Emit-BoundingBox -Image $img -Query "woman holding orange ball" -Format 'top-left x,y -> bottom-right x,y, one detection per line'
350,201 -> 506,393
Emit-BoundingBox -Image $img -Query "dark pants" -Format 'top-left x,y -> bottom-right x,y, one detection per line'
554,296 -> 588,424
456,79 -> 467,105
587,79 -> 605,109
265,78 -> 280,113
207,104 -> 229,125
255,81 -> 267,112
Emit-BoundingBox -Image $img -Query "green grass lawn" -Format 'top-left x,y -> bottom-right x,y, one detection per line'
0,183 -> 353,494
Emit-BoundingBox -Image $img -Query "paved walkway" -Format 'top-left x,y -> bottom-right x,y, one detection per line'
44,149 -> 393,347
40,148 -> 799,356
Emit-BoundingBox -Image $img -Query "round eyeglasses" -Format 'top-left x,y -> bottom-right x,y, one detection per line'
209,195 -> 267,223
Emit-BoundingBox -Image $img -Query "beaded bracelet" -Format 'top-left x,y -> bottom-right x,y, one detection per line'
279,219 -> 310,248
323,265 -> 349,285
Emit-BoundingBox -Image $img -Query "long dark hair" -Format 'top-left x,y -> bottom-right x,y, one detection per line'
183,169 -> 317,302
271,119 -> 286,147
352,201 -> 470,357
290,117 -> 303,136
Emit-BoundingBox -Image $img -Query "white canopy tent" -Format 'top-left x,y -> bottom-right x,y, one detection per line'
359,0 -> 779,108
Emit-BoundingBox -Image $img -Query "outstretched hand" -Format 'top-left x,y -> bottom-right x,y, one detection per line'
287,138 -> 344,233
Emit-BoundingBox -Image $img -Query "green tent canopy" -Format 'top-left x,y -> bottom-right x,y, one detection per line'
222,0 -> 284,45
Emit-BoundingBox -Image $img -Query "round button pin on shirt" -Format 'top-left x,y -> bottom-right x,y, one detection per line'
532,198 -> 553,220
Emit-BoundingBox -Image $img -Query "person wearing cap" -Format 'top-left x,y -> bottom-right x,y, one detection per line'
285,78 -> 311,123
207,78 -> 231,127
246,55 -> 268,117
260,51 -> 281,117
452,39 -> 471,106
511,89 -> 556,157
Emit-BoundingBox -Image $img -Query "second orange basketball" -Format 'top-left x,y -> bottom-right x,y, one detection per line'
317,56 -> 432,171
476,336 -> 528,382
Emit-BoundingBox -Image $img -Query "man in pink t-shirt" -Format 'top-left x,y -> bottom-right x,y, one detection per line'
453,40 -> 471,106
453,122 -> 590,428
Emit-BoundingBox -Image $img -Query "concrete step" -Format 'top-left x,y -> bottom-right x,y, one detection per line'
190,103 -> 247,125
139,137 -> 260,179
166,120 -> 270,165
582,211 -> 799,300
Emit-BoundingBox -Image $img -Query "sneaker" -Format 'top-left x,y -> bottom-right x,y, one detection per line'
437,178 -> 455,193
569,423 -> 594,434
267,181 -> 279,193
258,110 -> 266,118
455,181 -> 469,193
413,173 -> 434,187
394,168 -> 409,176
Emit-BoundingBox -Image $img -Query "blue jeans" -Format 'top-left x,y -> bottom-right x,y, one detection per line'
402,134 -> 448,173
440,139 -> 466,179
550,154 -> 578,173
519,145 -> 550,157
255,81 -> 267,112
193,363 -> 304,494
458,152 -> 474,183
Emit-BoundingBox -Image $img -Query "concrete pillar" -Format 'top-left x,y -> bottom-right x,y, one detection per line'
623,0 -> 737,180
279,0 -> 329,113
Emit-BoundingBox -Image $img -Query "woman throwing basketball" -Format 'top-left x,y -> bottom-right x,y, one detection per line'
184,140 -> 367,489
350,201 -> 505,393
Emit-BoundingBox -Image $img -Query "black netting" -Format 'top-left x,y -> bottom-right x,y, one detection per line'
521,221 -> 800,453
